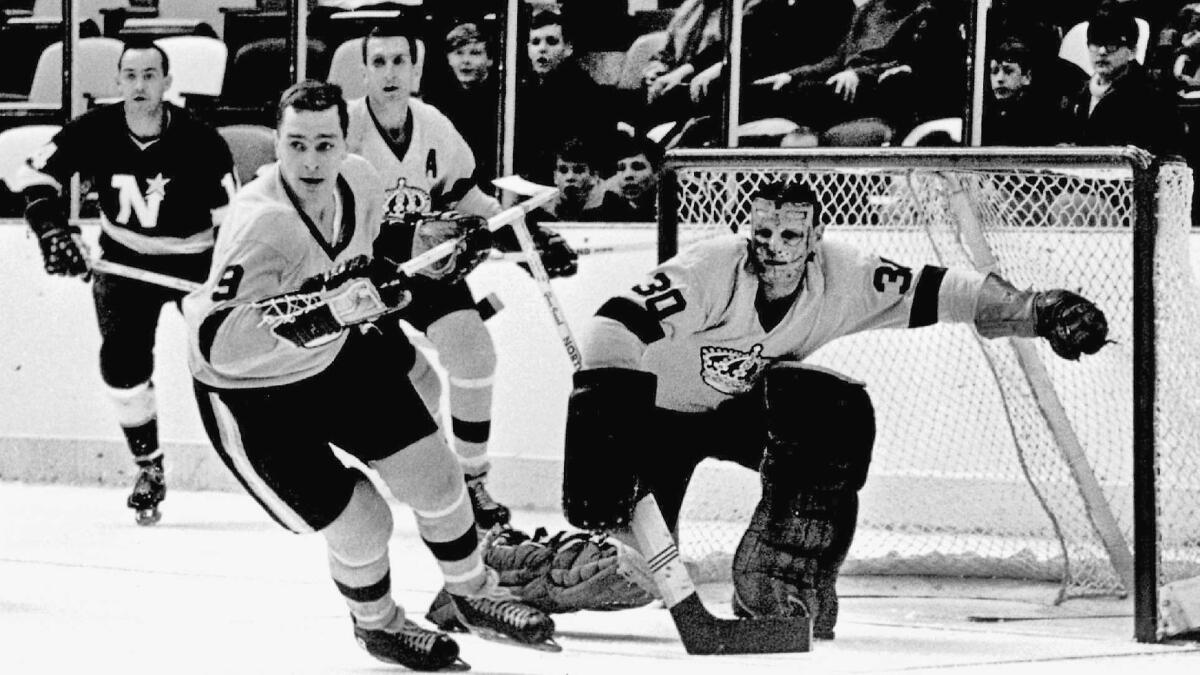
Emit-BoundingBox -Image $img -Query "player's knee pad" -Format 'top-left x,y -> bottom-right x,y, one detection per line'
563,368 -> 656,530
761,364 -> 875,494
322,475 -> 394,566
105,381 -> 156,427
427,309 -> 497,380
373,431 -> 462,513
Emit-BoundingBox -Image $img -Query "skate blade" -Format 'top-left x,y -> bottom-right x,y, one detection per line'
444,657 -> 472,671
462,625 -> 561,653
134,508 -> 161,526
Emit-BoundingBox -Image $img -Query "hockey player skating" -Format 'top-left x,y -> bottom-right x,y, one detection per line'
12,40 -> 236,525
346,22 -> 579,530
562,179 -> 1109,640
182,81 -> 556,669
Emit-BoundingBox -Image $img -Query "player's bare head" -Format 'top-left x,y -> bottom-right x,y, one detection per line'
362,23 -> 423,102
527,9 -> 573,76
116,40 -> 172,109
276,81 -> 349,200
445,22 -> 492,85
746,180 -> 823,290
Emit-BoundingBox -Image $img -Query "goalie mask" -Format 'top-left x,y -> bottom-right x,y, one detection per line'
746,181 -> 823,290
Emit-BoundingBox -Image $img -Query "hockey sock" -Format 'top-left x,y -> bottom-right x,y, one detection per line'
427,311 -> 495,471
108,382 -> 161,466
329,548 -> 400,630
413,481 -> 484,596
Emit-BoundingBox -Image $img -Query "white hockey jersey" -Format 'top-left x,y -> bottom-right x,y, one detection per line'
345,96 -> 479,218
582,234 -> 988,413
183,155 -> 385,389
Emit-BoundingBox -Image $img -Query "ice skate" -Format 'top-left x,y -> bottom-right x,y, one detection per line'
465,472 -> 511,530
126,464 -> 165,526
426,570 -> 559,652
353,615 -> 468,671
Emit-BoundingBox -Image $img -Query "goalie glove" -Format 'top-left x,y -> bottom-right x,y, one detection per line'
1033,289 -> 1108,360
376,210 -> 493,285
493,221 -> 579,278
482,527 -> 657,614
25,196 -> 89,277
256,255 -> 412,348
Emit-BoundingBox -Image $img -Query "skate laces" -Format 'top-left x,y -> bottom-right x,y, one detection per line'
468,595 -> 540,628
394,619 -> 444,652
466,474 -> 500,510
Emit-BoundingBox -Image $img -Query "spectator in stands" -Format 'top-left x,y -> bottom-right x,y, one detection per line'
1065,7 -> 1186,157
1160,3 -> 1200,93
982,38 -> 1072,145
585,132 -> 662,223
514,9 -> 615,184
750,0 -> 963,136
532,136 -> 606,223
687,0 -> 857,123
425,21 -> 499,188
641,0 -> 726,126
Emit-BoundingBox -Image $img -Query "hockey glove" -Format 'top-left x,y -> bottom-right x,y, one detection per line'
257,254 -> 412,348
25,197 -> 89,277
482,527 -> 656,614
1033,289 -> 1108,360
494,222 -> 579,278
414,211 -> 493,284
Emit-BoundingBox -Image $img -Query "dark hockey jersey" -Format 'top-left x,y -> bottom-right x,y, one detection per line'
11,102 -> 236,258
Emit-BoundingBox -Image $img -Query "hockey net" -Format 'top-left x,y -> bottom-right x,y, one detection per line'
659,149 -> 1200,605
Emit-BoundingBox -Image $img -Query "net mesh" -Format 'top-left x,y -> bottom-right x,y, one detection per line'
665,157 -> 1200,600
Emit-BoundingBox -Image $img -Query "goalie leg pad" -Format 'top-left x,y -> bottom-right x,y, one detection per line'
761,363 -> 875,493
733,364 -> 873,638
562,368 -> 656,530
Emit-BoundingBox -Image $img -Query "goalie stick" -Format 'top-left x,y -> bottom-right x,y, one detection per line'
495,184 -> 812,656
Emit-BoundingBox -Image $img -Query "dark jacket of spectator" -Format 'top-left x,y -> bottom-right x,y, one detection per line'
1065,61 -> 1186,156
514,62 -> 614,184
742,0 -> 857,82
584,190 -> 656,222
424,78 -> 499,187
982,91 -> 1073,145
785,0 -> 949,84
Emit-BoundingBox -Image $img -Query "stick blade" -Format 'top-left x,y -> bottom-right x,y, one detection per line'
670,594 -> 811,655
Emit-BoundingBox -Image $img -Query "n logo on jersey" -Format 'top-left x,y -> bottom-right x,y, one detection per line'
112,173 -> 170,229
700,344 -> 772,395
383,176 -> 432,217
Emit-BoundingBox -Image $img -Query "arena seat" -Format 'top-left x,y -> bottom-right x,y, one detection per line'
900,117 -> 963,147
26,37 -> 123,113
156,35 -> 228,105
217,124 -> 276,186
224,37 -> 329,108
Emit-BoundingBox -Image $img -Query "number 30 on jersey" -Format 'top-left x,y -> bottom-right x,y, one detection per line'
633,272 -> 686,319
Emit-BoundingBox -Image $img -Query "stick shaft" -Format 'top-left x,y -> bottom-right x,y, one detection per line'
90,259 -> 201,293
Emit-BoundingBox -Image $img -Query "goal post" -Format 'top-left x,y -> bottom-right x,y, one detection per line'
656,147 -> 1200,643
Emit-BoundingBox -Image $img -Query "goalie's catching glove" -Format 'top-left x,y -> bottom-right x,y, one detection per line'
493,221 -> 579,278
256,254 -> 412,348
482,527 -> 657,614
25,196 -> 89,277
1033,289 -> 1108,360
375,210 -> 493,285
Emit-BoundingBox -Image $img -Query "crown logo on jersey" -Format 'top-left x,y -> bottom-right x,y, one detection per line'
700,344 -> 771,395
383,177 -> 432,218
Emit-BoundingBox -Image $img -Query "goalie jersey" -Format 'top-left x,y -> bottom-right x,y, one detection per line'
183,155 -> 385,389
10,102 -> 236,261
582,235 -> 988,413
346,96 -> 484,219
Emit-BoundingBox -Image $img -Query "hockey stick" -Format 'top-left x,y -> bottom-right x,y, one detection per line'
89,259 -> 202,293
495,185 -> 812,655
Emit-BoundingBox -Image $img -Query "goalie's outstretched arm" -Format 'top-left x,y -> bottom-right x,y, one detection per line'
973,273 -> 1109,360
